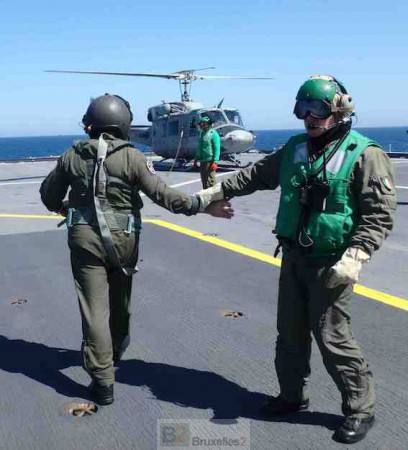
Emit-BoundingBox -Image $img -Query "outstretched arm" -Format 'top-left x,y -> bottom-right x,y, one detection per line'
195,149 -> 283,211
131,151 -> 232,218
222,149 -> 282,198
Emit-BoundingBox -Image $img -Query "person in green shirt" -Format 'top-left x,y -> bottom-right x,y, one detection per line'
194,116 -> 221,188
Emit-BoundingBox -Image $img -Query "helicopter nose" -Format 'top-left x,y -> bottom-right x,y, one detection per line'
222,130 -> 255,153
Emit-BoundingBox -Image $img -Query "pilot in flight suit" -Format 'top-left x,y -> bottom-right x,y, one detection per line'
40,94 -> 232,405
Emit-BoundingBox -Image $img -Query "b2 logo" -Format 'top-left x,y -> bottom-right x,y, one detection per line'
160,423 -> 190,446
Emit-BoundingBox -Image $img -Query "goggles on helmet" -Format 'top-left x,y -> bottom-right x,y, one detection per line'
294,99 -> 332,120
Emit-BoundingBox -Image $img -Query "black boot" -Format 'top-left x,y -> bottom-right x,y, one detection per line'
333,415 -> 375,444
89,381 -> 114,405
260,395 -> 309,416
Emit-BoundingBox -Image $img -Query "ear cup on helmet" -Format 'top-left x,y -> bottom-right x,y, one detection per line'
337,94 -> 352,107
333,92 -> 354,115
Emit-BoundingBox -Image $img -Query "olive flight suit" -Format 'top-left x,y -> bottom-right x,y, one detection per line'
40,134 -> 200,387
221,133 -> 397,418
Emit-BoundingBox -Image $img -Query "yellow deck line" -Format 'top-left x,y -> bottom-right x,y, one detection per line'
147,219 -> 408,312
0,213 -> 63,219
1,213 -> 407,311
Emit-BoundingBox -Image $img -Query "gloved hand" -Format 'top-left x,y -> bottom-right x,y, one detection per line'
210,162 -> 218,172
204,199 -> 234,219
193,160 -> 199,169
196,183 -> 225,212
325,247 -> 370,289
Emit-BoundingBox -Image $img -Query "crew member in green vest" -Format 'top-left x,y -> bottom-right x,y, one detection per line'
196,75 -> 397,444
194,116 -> 221,188
40,94 -> 233,406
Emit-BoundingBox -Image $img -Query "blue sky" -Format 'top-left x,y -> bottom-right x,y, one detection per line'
0,0 -> 407,136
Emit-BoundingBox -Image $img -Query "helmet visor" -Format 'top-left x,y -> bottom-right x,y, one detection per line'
294,99 -> 332,120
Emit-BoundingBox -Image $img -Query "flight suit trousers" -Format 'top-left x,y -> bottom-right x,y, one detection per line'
200,162 -> 217,189
68,226 -> 138,386
275,246 -> 375,418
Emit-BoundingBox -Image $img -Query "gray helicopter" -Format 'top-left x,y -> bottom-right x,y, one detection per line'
46,67 -> 274,167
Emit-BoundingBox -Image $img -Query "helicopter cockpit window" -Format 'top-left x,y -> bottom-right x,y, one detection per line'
168,121 -> 179,136
224,110 -> 244,126
190,118 -> 198,136
200,110 -> 228,127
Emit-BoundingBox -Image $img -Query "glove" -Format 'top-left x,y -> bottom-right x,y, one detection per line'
192,160 -> 199,169
210,162 -> 218,172
195,183 -> 225,212
325,247 -> 370,289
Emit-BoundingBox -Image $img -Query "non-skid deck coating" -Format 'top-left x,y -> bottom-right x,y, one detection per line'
1,155 -> 408,449
1,226 -> 408,450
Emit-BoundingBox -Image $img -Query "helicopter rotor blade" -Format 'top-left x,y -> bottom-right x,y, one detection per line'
44,70 -> 180,79
45,70 -> 274,81
195,76 -> 275,80
45,69 -> 275,102
172,66 -> 216,74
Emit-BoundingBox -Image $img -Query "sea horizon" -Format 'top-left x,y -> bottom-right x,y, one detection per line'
0,124 -> 406,140
0,126 -> 407,161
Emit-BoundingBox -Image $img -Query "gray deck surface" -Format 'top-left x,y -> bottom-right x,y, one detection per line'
0,155 -> 408,450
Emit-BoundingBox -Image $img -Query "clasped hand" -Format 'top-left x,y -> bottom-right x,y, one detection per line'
204,200 -> 234,219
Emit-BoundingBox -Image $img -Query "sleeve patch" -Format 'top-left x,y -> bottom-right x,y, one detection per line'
380,176 -> 393,192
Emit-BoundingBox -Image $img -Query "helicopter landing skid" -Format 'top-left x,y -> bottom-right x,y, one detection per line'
152,158 -> 191,172
218,154 -> 251,169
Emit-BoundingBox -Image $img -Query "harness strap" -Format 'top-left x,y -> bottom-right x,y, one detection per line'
93,135 -> 138,276
66,208 -> 141,232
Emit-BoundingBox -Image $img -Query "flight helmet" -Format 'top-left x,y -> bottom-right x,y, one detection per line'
196,116 -> 212,124
294,75 -> 355,121
82,94 -> 133,139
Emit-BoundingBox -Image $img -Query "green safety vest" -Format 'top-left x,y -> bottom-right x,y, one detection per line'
274,130 -> 380,257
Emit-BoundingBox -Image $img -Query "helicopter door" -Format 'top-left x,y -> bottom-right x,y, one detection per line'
168,120 -> 179,137
166,119 -> 183,153
189,116 -> 198,136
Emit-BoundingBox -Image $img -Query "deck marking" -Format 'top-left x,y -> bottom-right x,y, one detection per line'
2,213 -> 407,311
146,219 -> 408,312
0,180 -> 43,186
0,169 -> 236,188
0,213 -> 63,219
145,219 -> 281,266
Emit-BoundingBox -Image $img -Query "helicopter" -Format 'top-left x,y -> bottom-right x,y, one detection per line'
45,67 -> 274,167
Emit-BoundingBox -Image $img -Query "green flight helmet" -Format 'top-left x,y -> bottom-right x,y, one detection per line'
82,94 -> 133,139
295,75 -> 355,118
196,116 -> 212,124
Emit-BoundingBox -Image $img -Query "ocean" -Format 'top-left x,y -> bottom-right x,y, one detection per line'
0,127 -> 407,161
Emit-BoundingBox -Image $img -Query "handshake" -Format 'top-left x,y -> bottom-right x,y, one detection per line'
195,183 -> 234,219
